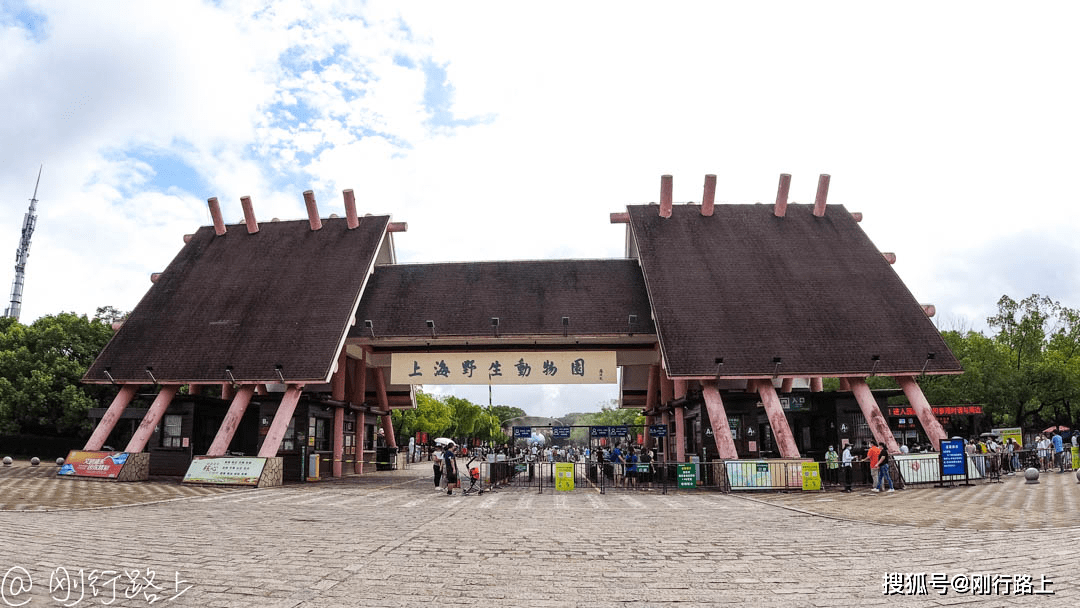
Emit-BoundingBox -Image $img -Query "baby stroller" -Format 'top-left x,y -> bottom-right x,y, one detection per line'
461,457 -> 484,495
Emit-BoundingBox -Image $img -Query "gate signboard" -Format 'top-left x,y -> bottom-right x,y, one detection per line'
392,351 -> 616,385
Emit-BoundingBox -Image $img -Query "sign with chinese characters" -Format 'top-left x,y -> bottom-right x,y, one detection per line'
648,424 -> 668,437
391,351 -> 617,385
801,462 -> 821,491
513,426 -> 532,438
555,462 -> 575,491
677,463 -> 697,488
780,395 -> 809,411
552,426 -> 571,438
183,456 -> 267,486
889,405 -> 983,416
58,451 -> 128,478
589,426 -> 610,438
940,439 -> 966,476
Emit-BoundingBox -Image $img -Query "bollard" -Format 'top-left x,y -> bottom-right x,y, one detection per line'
30,457 -> 40,466
1024,467 -> 1040,484
56,458 -> 65,466
2,456 -> 11,466
1075,469 -> 1080,484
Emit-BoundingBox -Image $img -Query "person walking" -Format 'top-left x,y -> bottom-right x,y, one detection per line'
432,444 -> 444,491
865,441 -> 881,487
841,444 -> 855,492
443,442 -> 459,496
873,447 -> 895,493
1052,431 -> 1065,473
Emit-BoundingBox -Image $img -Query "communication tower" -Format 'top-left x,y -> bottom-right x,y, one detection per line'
4,166 -> 42,321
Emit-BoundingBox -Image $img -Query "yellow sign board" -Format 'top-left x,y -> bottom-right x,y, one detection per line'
555,462 -> 575,491
391,351 -> 617,385
801,461 -> 821,491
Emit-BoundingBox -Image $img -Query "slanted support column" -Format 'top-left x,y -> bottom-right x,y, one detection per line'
85,384 -> 139,450
702,382 -> 738,459
206,385 -> 256,456
258,384 -> 303,457
753,379 -> 800,458
848,378 -> 900,453
332,349 -> 347,477
375,368 -> 397,449
895,376 -> 948,451
124,385 -> 180,453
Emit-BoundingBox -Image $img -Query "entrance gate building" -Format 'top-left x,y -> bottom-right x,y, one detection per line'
76,175 -> 961,484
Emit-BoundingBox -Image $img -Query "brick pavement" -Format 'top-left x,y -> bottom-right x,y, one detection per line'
0,463 -> 1075,607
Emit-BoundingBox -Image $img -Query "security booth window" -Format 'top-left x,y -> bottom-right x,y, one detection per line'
162,414 -> 183,448
281,417 -> 297,452
314,418 -> 330,451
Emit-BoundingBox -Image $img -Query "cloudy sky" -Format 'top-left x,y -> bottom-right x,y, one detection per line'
1,1 -> 1077,417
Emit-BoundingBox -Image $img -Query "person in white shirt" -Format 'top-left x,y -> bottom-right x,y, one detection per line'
841,444 -> 856,492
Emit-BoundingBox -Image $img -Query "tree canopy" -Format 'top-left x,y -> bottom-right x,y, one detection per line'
392,391 -> 508,444
0,313 -> 115,436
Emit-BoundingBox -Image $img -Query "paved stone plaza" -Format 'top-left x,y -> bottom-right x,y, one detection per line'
0,462 -> 1075,607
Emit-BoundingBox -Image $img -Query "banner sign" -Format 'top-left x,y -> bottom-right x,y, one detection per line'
183,456 -> 267,486
780,395 -> 809,412
555,462 -> 575,491
513,426 -> 532,438
391,351 -> 617,385
940,439 -> 966,476
801,462 -> 821,491
589,426 -> 610,438
992,427 -> 1023,447
677,463 -> 696,489
58,451 -> 128,478
649,424 -> 668,437
610,426 -> 628,438
552,426 -> 571,438
888,405 -> 983,416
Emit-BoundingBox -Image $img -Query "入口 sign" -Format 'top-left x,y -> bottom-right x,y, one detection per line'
392,351 -> 616,385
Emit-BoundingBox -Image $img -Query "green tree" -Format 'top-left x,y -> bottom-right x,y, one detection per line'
489,405 -> 526,423
0,313 -> 115,436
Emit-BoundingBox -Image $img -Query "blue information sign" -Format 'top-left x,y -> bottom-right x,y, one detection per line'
940,439 -> 966,476
589,426 -> 609,438
611,426 -> 628,437
552,426 -> 571,438
649,424 -> 668,437
513,426 -> 532,438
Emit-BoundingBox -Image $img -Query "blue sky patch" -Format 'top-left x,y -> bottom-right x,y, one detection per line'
1,0 -> 49,42
421,58 -> 495,129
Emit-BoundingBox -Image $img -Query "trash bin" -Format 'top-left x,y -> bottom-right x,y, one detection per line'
376,447 -> 394,471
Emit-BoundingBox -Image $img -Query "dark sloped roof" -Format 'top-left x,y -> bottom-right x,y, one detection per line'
628,203 -> 962,378
351,259 -> 655,339
84,216 -> 389,384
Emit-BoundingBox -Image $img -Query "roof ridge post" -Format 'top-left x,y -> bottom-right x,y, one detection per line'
659,175 -> 673,218
774,173 -> 791,218
813,174 -> 830,217
304,190 -> 323,230
701,174 -> 716,216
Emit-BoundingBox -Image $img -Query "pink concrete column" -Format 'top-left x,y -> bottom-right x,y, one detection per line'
895,376 -> 948,451
332,406 -> 344,477
240,196 -> 259,234
343,189 -> 359,229
332,350 -> 347,401
701,174 -> 716,216
813,174 -> 830,217
774,173 -> 791,218
352,352 -> 368,474
85,384 -> 139,450
674,405 -> 686,462
848,378 -> 900,453
837,377 -> 851,391
124,385 -> 180,453
702,382 -> 738,459
375,368 -> 397,449
258,384 -> 303,457
780,378 -> 793,393
659,175 -> 673,218
222,382 -> 236,401
304,190 -> 323,231
810,377 -> 824,392
753,380 -> 801,458
206,385 -> 255,456
207,197 -> 226,236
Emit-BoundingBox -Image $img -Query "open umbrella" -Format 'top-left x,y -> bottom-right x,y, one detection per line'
434,437 -> 453,446
1043,425 -> 1070,433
